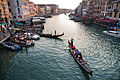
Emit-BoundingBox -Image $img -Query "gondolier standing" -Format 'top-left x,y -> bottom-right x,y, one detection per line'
55,30 -> 56,35
71,38 -> 74,46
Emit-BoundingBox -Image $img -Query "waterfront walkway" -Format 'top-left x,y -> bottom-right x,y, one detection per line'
0,26 -> 10,44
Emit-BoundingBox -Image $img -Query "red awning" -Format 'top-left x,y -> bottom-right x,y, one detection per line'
96,18 -> 119,23
80,16 -> 89,19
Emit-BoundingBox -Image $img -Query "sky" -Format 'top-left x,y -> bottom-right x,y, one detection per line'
29,0 -> 82,9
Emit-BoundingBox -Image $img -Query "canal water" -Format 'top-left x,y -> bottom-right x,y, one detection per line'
0,14 -> 120,80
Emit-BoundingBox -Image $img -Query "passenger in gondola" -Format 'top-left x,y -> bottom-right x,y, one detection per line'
75,49 -> 79,54
74,49 -> 79,57
76,52 -> 83,61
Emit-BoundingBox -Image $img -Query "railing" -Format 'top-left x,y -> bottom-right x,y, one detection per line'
107,9 -> 113,12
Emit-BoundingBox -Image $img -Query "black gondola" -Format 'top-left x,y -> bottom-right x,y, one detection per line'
39,33 -> 64,38
68,40 -> 92,76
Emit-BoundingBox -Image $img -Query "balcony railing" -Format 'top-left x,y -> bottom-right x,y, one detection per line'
107,9 -> 113,12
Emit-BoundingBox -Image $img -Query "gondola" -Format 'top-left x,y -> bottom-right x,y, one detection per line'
39,33 -> 64,38
68,40 -> 92,76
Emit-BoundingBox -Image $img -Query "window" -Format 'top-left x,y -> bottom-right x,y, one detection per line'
8,2 -> 10,6
18,8 -> 20,14
9,9 -> 11,13
114,12 -> 117,18
110,13 -> 112,17
119,13 -> 120,18
17,0 -> 19,6
116,3 -> 118,9
23,2 -> 27,6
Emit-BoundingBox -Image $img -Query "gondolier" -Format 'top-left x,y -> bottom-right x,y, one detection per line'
71,38 -> 74,46
39,32 -> 64,38
55,30 -> 56,35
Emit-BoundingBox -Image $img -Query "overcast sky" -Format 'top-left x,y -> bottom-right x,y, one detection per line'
29,0 -> 82,9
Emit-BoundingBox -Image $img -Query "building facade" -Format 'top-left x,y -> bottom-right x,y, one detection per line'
49,4 -> 59,15
28,1 -> 35,17
34,4 -> 38,16
37,4 -> 46,17
37,4 -> 59,16
110,0 -> 120,19
21,0 -> 30,19
7,0 -> 23,20
0,0 -> 10,23
85,0 -> 113,17
76,0 -> 87,16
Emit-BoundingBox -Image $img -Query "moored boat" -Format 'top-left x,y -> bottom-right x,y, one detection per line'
24,33 -> 40,40
68,40 -> 92,76
2,42 -> 21,50
10,36 -> 35,46
103,31 -> 120,38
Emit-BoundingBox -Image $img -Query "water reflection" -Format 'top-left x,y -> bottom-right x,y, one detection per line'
0,48 -> 16,80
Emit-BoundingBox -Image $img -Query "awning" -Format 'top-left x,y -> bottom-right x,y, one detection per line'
10,19 -> 14,21
15,23 -> 23,25
9,27 -> 22,30
0,23 -> 5,26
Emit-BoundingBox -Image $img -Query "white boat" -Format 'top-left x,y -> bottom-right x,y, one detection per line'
103,31 -> 120,38
26,40 -> 35,46
24,33 -> 40,40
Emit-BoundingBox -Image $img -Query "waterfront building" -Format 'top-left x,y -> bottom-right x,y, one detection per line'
44,4 -> 59,15
85,0 -> 112,17
34,4 -> 38,16
7,0 -> 23,20
76,3 -> 82,16
28,1 -> 35,17
21,0 -> 30,20
37,4 -> 46,17
49,4 -> 59,15
101,0 -> 109,16
59,9 -> 71,14
37,4 -> 59,16
110,0 -> 120,19
86,0 -> 97,16
76,0 -> 87,16
82,0 -> 87,16
46,5 -> 52,15
0,0 -> 10,23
